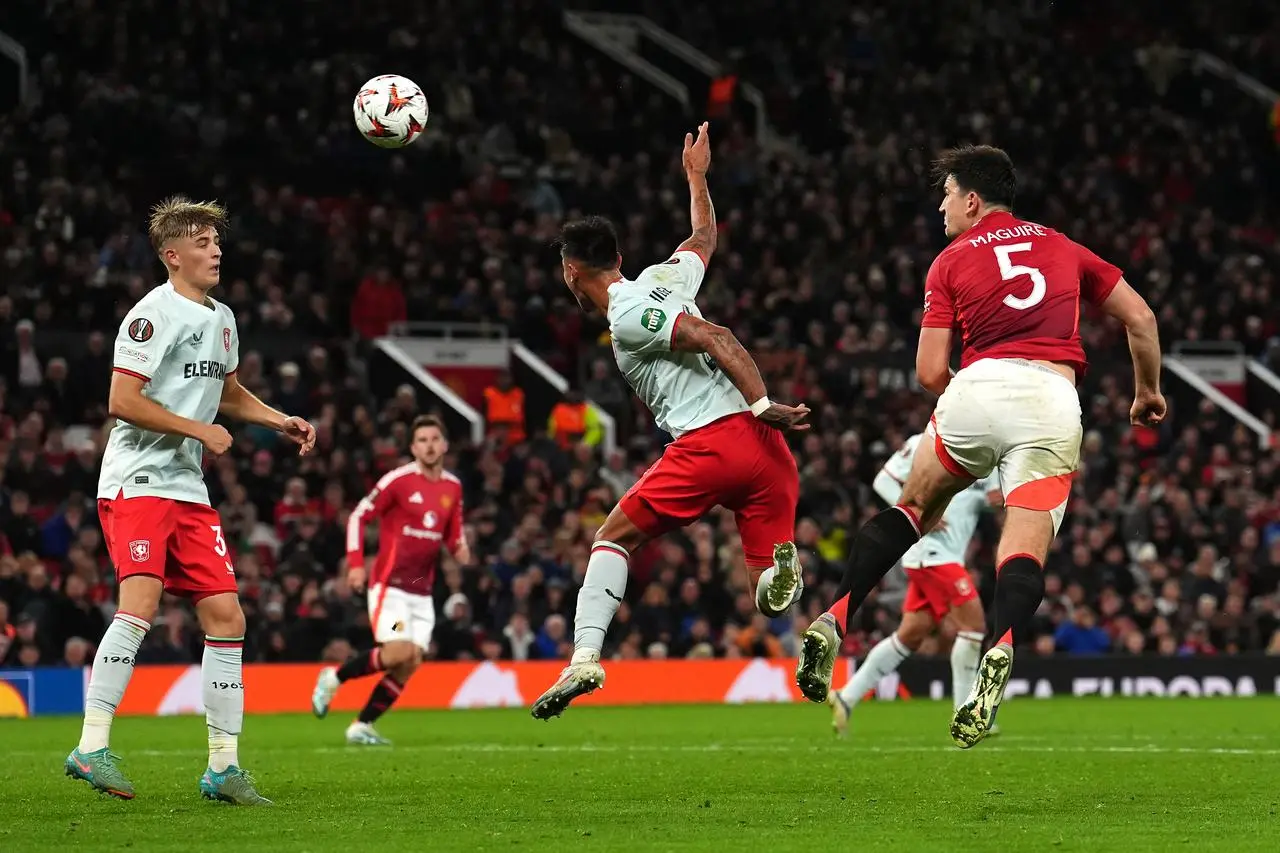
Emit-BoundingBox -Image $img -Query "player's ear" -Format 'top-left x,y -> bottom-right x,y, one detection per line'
616,252 -> 623,268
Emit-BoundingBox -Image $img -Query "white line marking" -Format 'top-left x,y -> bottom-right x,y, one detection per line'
17,742 -> 1280,760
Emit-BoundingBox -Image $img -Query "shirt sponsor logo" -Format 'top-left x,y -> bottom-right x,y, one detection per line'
129,540 -> 151,562
182,361 -> 228,380
128,318 -> 154,343
640,307 -> 667,333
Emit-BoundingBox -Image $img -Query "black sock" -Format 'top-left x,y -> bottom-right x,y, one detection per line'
336,647 -> 384,683
991,555 -> 1045,647
358,674 -> 405,724
831,506 -> 921,633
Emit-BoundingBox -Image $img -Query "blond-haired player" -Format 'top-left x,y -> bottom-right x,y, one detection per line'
65,197 -> 316,804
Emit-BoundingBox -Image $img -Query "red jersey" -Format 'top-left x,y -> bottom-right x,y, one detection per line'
921,211 -> 1122,377
345,463 -> 464,595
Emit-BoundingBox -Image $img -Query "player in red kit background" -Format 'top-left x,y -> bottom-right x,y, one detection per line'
310,415 -> 470,745
797,146 -> 1165,749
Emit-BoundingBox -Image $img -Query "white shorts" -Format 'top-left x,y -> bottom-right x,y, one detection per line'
930,358 -> 1082,534
368,585 -> 435,650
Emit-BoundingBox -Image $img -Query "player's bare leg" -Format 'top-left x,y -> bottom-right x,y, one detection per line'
344,641 -> 419,745
829,610 -> 933,738
532,507 -> 646,720
196,593 -> 269,805
951,508 -> 1053,748
65,575 -> 161,799
798,441 -> 971,702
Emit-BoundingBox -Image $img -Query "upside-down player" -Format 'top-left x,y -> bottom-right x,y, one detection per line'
66,197 -> 317,803
828,432 -> 1001,738
531,122 -> 811,719
310,415 -> 470,744
796,145 -> 1165,748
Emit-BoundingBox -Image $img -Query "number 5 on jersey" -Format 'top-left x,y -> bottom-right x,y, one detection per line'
995,243 -> 1046,310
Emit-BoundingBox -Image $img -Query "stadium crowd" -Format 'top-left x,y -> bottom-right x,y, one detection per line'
1,0 -> 1279,670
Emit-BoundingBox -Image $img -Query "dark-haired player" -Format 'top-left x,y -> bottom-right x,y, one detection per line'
796,145 -> 1166,748
531,123 -> 811,720
311,415 -> 469,744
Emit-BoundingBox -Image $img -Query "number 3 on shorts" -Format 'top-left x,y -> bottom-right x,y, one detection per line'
211,524 -> 228,557
995,243 -> 1046,310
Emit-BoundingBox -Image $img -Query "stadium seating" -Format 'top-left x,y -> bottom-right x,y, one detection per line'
1,0 -> 1278,669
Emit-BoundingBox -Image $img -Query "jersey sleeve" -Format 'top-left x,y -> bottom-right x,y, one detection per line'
1076,241 -> 1123,306
345,478 -> 396,567
226,311 -> 241,375
636,250 -> 707,298
921,257 -> 956,329
445,488 -> 465,551
873,435 -> 919,505
609,292 -> 681,356
113,304 -> 180,381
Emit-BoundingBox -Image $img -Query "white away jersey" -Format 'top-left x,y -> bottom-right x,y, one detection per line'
607,250 -> 748,438
873,433 -> 998,568
98,282 -> 240,506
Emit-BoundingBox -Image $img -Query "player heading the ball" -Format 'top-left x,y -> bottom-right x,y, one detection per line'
532,123 -> 810,720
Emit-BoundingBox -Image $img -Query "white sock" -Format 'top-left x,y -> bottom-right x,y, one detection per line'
837,633 -> 912,708
951,630 -> 984,708
572,542 -> 629,663
203,637 -> 244,772
79,612 -> 149,753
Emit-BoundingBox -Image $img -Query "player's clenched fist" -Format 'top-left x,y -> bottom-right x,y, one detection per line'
1130,389 -> 1167,428
347,565 -> 367,593
758,401 -> 811,432
199,424 -> 233,456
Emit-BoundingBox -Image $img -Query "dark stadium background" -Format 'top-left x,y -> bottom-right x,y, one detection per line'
0,0 -> 1278,685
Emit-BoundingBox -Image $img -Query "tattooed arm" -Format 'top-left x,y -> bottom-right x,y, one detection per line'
676,121 -> 717,263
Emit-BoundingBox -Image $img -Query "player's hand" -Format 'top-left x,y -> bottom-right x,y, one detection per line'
347,565 -> 367,593
282,416 -> 317,455
455,543 -> 473,566
199,424 -> 233,457
683,121 -> 711,176
757,401 -> 811,432
1130,390 -> 1167,428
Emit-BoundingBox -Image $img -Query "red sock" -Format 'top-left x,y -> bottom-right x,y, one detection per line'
825,595 -> 850,634
996,629 -> 1013,647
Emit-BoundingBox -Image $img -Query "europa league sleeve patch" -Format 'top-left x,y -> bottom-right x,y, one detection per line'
128,317 -> 155,343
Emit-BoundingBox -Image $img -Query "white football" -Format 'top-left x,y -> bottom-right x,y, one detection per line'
353,74 -> 429,148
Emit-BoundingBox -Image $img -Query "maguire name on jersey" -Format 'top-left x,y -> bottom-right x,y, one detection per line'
606,250 -> 748,439
98,282 -> 240,506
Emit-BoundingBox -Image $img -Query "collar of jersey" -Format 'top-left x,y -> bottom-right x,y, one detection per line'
163,281 -> 217,313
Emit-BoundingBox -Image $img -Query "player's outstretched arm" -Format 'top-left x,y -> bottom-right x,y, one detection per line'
1098,278 -> 1166,426
672,313 -> 809,431
109,371 -> 231,455
219,373 -> 317,454
676,121 -> 716,263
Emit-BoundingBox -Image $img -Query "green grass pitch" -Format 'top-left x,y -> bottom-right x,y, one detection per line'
2,698 -> 1278,852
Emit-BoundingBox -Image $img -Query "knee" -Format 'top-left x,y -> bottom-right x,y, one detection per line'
381,640 -> 417,669
594,514 -> 644,553
895,624 -> 928,651
196,594 -> 246,638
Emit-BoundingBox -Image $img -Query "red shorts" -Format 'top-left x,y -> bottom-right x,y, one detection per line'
619,412 -> 798,566
98,493 -> 237,601
902,562 -> 978,622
